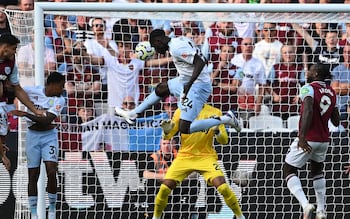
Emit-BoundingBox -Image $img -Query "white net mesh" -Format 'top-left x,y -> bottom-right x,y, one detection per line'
1,3 -> 349,219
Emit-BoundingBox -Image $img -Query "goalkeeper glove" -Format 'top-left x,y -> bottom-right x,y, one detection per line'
160,119 -> 175,135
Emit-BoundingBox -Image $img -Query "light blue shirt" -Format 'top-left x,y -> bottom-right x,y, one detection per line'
331,64 -> 350,111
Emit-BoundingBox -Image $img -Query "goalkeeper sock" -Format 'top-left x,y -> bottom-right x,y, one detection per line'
313,175 -> 326,212
217,183 -> 243,218
153,184 -> 172,218
287,175 -> 309,209
190,118 -> 222,133
133,92 -> 161,114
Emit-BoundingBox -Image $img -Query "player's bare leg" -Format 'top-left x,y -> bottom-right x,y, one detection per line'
28,167 -> 40,219
115,82 -> 169,124
311,161 -> 326,219
46,161 -> 58,219
284,163 -> 315,219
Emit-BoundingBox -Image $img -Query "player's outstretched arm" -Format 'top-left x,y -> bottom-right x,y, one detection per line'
298,96 -> 313,153
182,54 -> 206,101
330,107 -> 340,127
10,110 -> 56,125
13,85 -> 45,116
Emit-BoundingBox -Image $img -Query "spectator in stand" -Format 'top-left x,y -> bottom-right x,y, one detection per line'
253,22 -> 283,77
135,19 -> 153,44
18,0 -> 34,11
149,18 -> 172,37
143,138 -> 178,181
231,37 -> 266,128
6,0 -> 34,45
266,44 -> 305,121
231,0 -> 256,38
67,15 -> 94,42
182,27 -> 204,49
81,0 -> 119,40
162,96 -> 178,119
44,0 -> 76,29
0,6 -> 11,34
45,15 -> 74,70
105,34 -> 172,113
104,35 -> 143,113
121,96 -> 136,111
170,16 -> 205,44
4,0 -> 33,11
276,23 -> 296,45
210,44 -> 238,112
113,18 -> 139,47
331,43 -> 350,122
292,23 -> 343,71
17,29 -> 56,86
339,23 -> 350,46
64,41 -> 101,115
69,100 -> 95,124
201,21 -> 240,65
84,17 -> 118,101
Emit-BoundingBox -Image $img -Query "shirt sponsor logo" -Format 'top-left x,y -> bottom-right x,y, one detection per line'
301,87 -> 309,95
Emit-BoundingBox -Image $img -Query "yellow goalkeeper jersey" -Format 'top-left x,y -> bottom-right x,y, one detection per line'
163,104 -> 228,158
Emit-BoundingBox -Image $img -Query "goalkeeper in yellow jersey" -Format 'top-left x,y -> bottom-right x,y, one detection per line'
152,104 -> 245,219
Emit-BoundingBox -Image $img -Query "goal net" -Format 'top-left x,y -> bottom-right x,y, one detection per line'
1,3 -> 350,219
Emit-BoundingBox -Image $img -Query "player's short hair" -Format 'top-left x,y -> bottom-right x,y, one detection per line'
0,33 -> 20,45
310,63 -> 333,81
47,72 -> 65,85
150,29 -> 165,46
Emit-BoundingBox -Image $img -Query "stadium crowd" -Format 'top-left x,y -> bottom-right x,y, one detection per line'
0,1 -> 349,219
0,0 -> 349,132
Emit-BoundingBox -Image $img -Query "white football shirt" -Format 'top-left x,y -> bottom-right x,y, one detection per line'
168,36 -> 211,84
23,86 -> 65,127
104,55 -> 145,108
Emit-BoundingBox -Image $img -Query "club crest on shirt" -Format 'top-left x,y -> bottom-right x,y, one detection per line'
128,64 -> 134,71
55,104 -> 61,112
181,53 -> 188,58
4,67 -> 11,75
48,99 -> 54,106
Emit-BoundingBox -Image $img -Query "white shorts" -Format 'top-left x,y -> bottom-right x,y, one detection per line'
285,138 -> 328,168
167,77 -> 212,122
26,129 -> 59,168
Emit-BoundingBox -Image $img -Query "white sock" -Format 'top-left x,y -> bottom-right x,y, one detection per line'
287,175 -> 309,209
152,217 -> 161,219
313,175 -> 326,212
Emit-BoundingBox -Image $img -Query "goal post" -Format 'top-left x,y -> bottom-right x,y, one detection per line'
1,2 -> 349,219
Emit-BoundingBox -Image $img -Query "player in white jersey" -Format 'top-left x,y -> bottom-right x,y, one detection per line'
10,72 -> 65,219
115,29 -> 241,134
